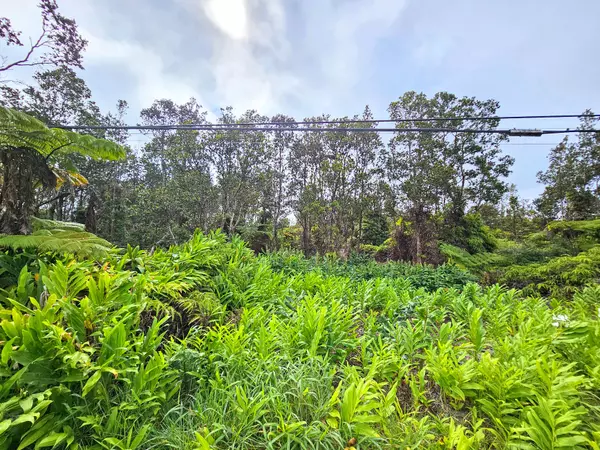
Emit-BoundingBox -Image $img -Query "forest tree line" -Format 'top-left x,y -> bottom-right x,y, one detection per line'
1,2 -> 599,262
2,66 -> 600,261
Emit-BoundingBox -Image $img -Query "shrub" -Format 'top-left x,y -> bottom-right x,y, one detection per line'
500,245 -> 600,298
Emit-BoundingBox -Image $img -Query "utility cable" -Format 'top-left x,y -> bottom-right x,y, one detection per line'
54,113 -> 600,130
55,124 -> 598,136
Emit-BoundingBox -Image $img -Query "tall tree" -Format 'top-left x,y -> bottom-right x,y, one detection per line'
21,67 -> 101,126
536,111 -> 600,221
80,100 -> 131,240
383,92 -> 449,262
6,67 -> 106,223
209,108 -> 269,235
288,117 -> 328,255
135,98 -> 216,247
262,114 -> 296,250
350,106 -> 384,245
383,92 -> 513,261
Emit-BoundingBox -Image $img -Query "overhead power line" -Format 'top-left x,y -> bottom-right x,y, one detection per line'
56,124 -> 598,136
55,112 -> 600,131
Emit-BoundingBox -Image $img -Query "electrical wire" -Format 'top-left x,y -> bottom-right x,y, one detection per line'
56,124 -> 598,135
54,113 -> 600,130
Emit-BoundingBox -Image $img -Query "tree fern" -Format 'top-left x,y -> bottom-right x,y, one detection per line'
31,217 -> 86,232
0,106 -> 126,234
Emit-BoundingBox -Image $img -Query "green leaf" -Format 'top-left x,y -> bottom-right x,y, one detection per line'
82,371 -> 102,397
19,396 -> 33,413
325,417 -> 339,429
35,432 -> 67,449
0,419 -> 12,435
556,435 -> 589,447
1,338 -> 15,365
12,412 -> 39,426
103,437 -> 123,447
17,416 -> 54,450
354,422 -> 380,438
130,424 -> 150,449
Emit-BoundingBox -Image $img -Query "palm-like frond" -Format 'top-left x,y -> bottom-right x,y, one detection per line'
440,243 -> 504,273
0,218 -> 113,257
44,128 -> 126,161
0,106 -> 125,162
31,217 -> 86,232
0,230 -> 113,257
0,106 -> 48,134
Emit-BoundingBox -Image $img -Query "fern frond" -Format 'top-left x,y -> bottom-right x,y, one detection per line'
0,106 -> 126,162
45,128 -> 126,161
440,243 -> 504,272
0,229 -> 113,257
31,217 -> 86,232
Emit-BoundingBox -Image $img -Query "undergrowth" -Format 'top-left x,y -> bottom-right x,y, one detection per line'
0,231 -> 599,449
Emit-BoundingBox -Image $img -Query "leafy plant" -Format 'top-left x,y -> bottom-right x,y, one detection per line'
0,231 -> 594,448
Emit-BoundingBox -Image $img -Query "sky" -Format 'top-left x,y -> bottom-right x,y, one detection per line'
1,0 -> 600,200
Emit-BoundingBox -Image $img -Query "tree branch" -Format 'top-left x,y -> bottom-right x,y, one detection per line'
0,26 -> 46,73
36,191 -> 69,208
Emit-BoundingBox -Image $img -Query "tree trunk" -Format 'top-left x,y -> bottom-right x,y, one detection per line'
413,204 -> 427,264
0,148 -> 54,234
85,191 -> 97,233
414,219 -> 422,264
301,216 -> 311,256
272,219 -> 279,251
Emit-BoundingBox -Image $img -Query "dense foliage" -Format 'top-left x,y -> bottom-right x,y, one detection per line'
0,232 -> 598,449
439,218 -> 600,299
1,4 -> 600,448
265,251 -> 476,291
1,2 -> 599,263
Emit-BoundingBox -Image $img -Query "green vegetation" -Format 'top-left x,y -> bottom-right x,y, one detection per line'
1,3 -> 600,448
0,232 -> 599,449
265,251 -> 477,291
439,219 -> 600,299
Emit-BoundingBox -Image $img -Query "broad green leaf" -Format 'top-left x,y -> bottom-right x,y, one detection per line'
131,424 -> 150,449
0,419 -> 12,435
12,412 -> 39,426
19,396 -> 33,413
82,371 -> 102,397
35,431 -> 67,448
1,338 -> 15,365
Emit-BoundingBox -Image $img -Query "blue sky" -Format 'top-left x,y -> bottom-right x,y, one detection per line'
2,0 -> 600,199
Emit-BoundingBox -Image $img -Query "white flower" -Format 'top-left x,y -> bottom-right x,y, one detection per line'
552,314 -> 569,327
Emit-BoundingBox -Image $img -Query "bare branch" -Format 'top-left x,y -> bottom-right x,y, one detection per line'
0,28 -> 47,73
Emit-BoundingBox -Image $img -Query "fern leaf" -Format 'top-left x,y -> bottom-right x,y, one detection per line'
0,228 -> 113,258
31,218 -> 85,232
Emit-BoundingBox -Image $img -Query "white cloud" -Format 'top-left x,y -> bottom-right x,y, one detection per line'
203,0 -> 248,40
82,29 -> 204,111
179,0 -> 301,115
180,0 -> 408,116
22,0 -> 406,119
